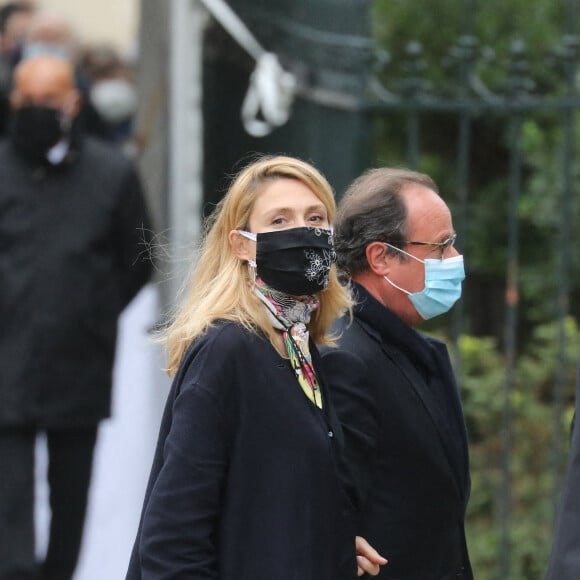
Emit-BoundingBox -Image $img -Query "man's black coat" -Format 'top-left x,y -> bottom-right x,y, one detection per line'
545,359 -> 580,580
0,137 -> 152,427
322,283 -> 473,579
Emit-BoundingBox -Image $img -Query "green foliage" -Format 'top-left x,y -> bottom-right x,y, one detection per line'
445,319 -> 580,579
518,111 -> 580,323
372,0 -> 565,88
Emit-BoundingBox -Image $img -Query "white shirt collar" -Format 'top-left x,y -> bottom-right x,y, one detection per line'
46,139 -> 70,165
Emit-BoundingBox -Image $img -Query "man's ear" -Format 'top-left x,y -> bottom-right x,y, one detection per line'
9,88 -> 21,110
365,241 -> 392,276
65,89 -> 82,118
229,229 -> 254,261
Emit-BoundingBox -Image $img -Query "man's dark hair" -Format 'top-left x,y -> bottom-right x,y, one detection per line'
334,167 -> 438,276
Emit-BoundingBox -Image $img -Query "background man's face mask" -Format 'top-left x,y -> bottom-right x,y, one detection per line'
21,42 -> 71,61
383,242 -> 465,320
10,104 -> 67,159
90,78 -> 137,124
239,226 -> 336,296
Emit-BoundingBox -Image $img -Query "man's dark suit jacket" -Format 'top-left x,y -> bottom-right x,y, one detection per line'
0,136 -> 152,428
545,359 -> 580,579
322,283 -> 473,579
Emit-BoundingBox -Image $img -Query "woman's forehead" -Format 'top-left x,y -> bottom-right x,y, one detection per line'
251,178 -> 327,214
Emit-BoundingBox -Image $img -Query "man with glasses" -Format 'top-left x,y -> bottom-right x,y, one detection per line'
322,168 -> 472,579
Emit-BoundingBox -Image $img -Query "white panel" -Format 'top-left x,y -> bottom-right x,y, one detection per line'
34,0 -> 139,53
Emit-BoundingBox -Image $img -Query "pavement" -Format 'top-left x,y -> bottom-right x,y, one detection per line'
35,285 -> 171,579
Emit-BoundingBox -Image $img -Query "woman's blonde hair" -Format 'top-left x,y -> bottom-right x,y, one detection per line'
163,155 -> 352,375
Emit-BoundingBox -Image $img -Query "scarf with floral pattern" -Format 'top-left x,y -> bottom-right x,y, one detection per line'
254,277 -> 323,408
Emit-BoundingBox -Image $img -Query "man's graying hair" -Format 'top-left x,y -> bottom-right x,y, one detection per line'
334,167 -> 438,276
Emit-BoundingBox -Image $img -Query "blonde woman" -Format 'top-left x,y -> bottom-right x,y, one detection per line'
126,156 -> 386,580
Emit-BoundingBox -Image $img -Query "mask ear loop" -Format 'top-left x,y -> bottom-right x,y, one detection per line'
238,229 -> 256,241
60,115 -> 72,134
382,243 -> 422,296
237,229 -> 258,282
383,274 -> 412,296
247,259 -> 257,282
59,94 -> 78,134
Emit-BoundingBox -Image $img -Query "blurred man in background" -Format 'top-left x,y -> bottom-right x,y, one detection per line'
0,1 -> 35,132
0,6 -> 124,141
0,55 -> 152,580
80,42 -> 138,148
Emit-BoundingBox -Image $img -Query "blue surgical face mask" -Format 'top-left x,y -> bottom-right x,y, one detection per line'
22,43 -> 71,61
383,243 -> 465,320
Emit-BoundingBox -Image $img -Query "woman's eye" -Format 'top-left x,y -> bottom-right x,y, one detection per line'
272,217 -> 285,225
309,215 -> 324,223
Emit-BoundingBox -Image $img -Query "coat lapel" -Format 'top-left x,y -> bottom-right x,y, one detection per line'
428,339 -> 470,490
352,286 -> 468,501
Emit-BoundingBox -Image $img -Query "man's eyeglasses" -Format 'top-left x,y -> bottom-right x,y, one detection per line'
404,233 -> 457,260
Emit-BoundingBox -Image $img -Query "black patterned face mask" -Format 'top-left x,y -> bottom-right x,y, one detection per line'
239,226 -> 336,296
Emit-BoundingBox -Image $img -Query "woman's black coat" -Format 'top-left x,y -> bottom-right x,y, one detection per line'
126,321 -> 357,580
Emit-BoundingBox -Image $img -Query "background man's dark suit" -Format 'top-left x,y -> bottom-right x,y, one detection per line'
545,359 -> 580,580
0,55 -> 153,580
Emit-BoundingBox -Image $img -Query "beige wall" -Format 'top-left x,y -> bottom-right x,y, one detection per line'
36,0 -> 139,54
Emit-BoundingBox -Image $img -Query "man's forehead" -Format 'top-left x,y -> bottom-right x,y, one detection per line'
15,59 -> 74,92
402,184 -> 453,237
16,73 -> 71,94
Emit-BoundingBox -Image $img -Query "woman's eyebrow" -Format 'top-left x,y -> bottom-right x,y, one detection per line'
263,204 -> 327,216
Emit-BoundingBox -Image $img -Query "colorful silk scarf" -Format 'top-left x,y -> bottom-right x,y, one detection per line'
254,277 -> 323,408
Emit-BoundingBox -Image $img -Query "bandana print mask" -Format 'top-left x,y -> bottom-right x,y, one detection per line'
239,226 -> 335,296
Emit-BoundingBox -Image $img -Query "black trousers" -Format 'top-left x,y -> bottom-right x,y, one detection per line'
0,427 -> 98,580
